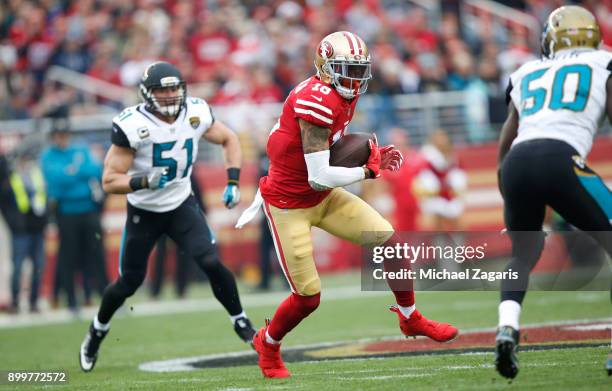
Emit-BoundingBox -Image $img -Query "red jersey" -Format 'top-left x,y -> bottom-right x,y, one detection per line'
417,145 -> 465,200
383,149 -> 424,231
260,76 -> 359,209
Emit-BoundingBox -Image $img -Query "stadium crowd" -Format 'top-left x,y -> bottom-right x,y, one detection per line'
1,0 -> 610,121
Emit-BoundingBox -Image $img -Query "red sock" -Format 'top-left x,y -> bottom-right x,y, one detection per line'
391,288 -> 415,307
267,293 -> 320,341
382,236 -> 415,307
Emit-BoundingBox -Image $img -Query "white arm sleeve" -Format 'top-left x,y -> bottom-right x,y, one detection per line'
304,150 -> 365,191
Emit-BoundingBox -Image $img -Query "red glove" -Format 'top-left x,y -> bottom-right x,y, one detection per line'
380,145 -> 404,172
365,136 -> 381,178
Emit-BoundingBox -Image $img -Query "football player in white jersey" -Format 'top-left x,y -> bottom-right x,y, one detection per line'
495,6 -> 612,379
79,62 -> 255,372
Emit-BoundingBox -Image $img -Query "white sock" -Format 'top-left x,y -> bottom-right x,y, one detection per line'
230,311 -> 247,325
398,304 -> 416,319
498,300 -> 521,330
93,315 -> 110,331
265,330 -> 280,345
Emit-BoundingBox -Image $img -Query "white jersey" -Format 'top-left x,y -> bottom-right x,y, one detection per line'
111,97 -> 214,212
509,48 -> 612,157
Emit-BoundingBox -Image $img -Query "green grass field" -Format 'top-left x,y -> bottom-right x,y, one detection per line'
0,273 -> 610,390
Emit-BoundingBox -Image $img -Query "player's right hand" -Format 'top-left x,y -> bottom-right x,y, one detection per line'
365,136 -> 381,178
147,167 -> 169,190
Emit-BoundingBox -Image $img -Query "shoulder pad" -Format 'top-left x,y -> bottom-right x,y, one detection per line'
112,104 -> 154,149
293,83 -> 339,127
112,104 -> 144,131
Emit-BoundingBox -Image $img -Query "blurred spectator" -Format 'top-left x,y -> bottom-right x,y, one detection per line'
0,151 -> 13,311
497,30 -> 537,87
413,129 -> 467,231
0,151 -> 10,220
447,51 -> 478,91
417,51 -> 447,92
0,0 -> 606,138
212,65 -> 253,105
149,236 -> 190,299
51,37 -> 91,74
0,71 -> 36,120
87,141 -> 109,303
377,58 -> 406,95
3,149 -> 48,314
29,82 -> 75,119
345,0 -> 382,43
479,49 -> 508,126
133,0 -> 170,51
119,27 -> 157,86
254,133 -> 280,291
40,120 -> 107,311
250,66 -> 284,103
381,128 -> 421,231
189,13 -> 235,78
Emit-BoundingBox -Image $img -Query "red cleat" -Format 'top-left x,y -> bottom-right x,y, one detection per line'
253,323 -> 291,378
390,306 -> 458,342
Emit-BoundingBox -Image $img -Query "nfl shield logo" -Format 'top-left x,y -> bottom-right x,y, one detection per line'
189,116 -> 200,129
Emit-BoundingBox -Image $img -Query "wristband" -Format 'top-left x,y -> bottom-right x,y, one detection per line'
129,176 -> 148,191
227,167 -> 240,185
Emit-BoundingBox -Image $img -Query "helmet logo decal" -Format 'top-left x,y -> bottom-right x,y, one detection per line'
142,61 -> 160,81
319,41 -> 334,59
160,76 -> 180,87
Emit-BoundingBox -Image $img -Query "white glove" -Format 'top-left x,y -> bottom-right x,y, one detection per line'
147,167 -> 169,190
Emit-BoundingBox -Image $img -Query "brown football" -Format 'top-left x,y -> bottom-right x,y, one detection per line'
329,132 -> 374,168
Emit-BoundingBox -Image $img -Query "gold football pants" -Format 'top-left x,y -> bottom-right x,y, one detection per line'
263,188 -> 393,295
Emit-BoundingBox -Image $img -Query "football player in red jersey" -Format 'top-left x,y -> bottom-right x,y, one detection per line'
238,31 -> 458,378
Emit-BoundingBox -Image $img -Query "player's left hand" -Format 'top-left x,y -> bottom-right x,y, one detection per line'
222,184 -> 240,209
380,145 -> 404,172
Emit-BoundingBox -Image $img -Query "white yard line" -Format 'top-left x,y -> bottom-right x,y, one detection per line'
0,286 -> 388,329
328,361 -> 599,382
336,373 -> 432,380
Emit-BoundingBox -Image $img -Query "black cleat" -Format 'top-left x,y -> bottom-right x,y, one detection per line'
233,316 -> 256,347
495,326 -> 520,379
79,323 -> 109,372
606,350 -> 612,376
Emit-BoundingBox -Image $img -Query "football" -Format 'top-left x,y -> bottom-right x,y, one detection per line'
329,132 -> 374,167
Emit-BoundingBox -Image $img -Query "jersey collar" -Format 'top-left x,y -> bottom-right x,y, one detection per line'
553,48 -> 595,58
139,104 -> 186,127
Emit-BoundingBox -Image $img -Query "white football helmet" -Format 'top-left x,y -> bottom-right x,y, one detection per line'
314,31 -> 372,99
